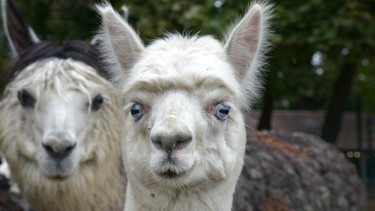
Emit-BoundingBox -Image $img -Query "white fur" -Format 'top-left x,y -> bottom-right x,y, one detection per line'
0,58 -> 126,211
97,1 -> 271,210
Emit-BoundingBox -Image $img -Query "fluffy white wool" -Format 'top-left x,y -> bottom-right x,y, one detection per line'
97,1 -> 272,211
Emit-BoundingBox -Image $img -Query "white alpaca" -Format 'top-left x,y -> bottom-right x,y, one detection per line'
0,0 -> 126,210
97,1 -> 271,210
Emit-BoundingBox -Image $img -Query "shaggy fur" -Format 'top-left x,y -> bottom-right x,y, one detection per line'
0,0 -> 125,210
8,40 -> 111,82
0,59 -> 126,211
97,1 -> 271,210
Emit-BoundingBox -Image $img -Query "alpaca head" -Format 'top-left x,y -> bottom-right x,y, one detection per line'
0,0 -> 121,181
1,57 -> 119,180
97,1 -> 271,193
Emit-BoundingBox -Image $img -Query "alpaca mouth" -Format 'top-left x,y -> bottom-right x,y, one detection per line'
155,159 -> 189,179
158,169 -> 186,179
40,157 -> 77,179
44,167 -> 74,180
48,174 -> 70,181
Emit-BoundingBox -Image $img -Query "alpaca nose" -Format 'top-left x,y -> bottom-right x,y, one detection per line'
42,133 -> 76,159
151,117 -> 192,150
151,133 -> 192,150
42,143 -> 76,159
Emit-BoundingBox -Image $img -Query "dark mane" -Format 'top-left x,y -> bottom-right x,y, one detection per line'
8,40 -> 110,82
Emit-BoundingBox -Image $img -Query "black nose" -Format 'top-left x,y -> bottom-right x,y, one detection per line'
42,143 -> 76,159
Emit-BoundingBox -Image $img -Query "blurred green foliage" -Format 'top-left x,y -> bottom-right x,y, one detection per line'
268,0 -> 375,112
0,0 -> 374,113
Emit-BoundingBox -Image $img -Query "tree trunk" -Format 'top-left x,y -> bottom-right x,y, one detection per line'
321,60 -> 358,144
257,83 -> 273,131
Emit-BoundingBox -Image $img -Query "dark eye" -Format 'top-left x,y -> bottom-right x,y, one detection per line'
131,103 -> 143,120
92,94 -> 104,111
215,102 -> 230,121
17,89 -> 35,107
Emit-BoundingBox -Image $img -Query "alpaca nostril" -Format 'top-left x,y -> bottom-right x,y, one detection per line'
174,134 -> 192,149
42,143 -> 76,159
151,136 -> 163,149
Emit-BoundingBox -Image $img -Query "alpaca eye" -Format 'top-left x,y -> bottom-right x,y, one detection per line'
130,103 -> 143,120
92,94 -> 104,111
215,102 -> 230,121
17,89 -> 35,107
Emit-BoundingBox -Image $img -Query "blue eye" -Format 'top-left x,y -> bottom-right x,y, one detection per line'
215,102 -> 230,120
131,103 -> 143,120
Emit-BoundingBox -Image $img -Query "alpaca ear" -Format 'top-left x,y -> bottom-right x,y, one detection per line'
224,2 -> 272,105
1,0 -> 40,58
95,2 -> 144,84
90,4 -> 129,46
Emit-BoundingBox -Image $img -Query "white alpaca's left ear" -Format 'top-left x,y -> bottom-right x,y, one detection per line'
224,2 -> 272,107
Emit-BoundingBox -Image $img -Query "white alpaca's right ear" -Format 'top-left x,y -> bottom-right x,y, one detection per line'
96,2 -> 144,84
1,0 -> 40,58
224,2 -> 272,108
